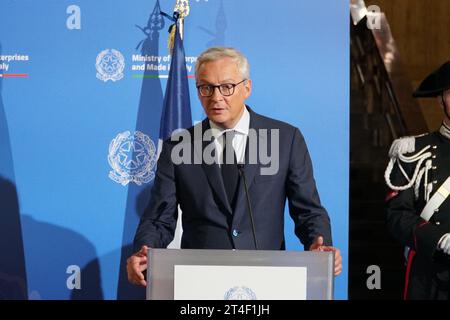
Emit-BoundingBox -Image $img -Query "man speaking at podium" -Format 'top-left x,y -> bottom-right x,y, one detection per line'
127,47 -> 342,286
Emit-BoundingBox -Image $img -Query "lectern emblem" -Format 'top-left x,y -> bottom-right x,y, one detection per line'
224,286 -> 257,300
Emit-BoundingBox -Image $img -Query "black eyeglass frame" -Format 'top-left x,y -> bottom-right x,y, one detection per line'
196,79 -> 247,97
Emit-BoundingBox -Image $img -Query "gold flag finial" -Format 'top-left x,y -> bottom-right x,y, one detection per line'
168,0 -> 190,51
174,0 -> 190,19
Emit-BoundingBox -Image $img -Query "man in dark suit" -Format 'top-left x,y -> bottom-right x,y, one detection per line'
127,47 -> 342,286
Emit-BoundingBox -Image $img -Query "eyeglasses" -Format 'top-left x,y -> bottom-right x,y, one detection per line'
196,79 -> 247,97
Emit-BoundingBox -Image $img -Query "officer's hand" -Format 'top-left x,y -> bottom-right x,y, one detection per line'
438,233 -> 450,255
126,245 -> 149,287
309,236 -> 343,276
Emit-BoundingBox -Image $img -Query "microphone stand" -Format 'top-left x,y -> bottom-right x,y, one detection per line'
237,164 -> 259,250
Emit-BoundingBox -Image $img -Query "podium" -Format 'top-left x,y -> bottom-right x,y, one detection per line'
147,249 -> 334,300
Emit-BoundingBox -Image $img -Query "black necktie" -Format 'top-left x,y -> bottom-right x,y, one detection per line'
221,131 -> 239,209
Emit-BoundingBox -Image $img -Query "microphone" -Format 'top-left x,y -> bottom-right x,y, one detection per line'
237,164 -> 259,250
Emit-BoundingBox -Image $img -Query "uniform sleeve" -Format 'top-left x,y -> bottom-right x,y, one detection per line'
386,157 -> 446,261
286,128 -> 332,250
133,140 -> 179,251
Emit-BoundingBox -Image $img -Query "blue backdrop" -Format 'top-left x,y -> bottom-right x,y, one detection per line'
0,0 -> 349,299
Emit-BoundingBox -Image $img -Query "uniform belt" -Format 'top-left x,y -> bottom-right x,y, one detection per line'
420,176 -> 450,221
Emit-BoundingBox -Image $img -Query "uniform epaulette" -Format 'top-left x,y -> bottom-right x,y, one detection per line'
388,133 -> 429,159
385,133 -> 433,197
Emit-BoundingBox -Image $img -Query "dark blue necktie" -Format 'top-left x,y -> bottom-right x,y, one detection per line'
221,131 -> 239,209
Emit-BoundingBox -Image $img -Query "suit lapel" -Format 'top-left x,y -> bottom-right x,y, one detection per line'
196,119 -> 233,214
233,108 -> 263,219
197,107 -> 264,216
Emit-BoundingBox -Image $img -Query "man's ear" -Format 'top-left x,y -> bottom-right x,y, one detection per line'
244,79 -> 252,99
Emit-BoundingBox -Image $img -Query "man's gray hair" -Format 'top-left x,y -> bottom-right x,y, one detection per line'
195,47 -> 250,80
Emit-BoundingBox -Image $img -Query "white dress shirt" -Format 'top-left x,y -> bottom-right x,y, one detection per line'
209,107 -> 250,166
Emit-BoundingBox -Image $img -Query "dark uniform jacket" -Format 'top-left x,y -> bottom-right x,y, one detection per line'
386,129 -> 450,300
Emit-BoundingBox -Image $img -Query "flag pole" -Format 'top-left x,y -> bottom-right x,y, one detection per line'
178,17 -> 184,40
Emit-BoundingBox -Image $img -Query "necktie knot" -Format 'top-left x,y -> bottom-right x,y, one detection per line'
222,130 -> 237,165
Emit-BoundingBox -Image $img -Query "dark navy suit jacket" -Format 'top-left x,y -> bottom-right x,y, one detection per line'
134,107 -> 332,251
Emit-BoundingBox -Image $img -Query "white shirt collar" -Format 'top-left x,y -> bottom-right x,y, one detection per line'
440,122 -> 450,141
209,106 -> 250,139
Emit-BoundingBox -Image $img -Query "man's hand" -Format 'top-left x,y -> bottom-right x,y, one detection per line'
438,233 -> 450,255
309,236 -> 343,276
126,245 -> 149,287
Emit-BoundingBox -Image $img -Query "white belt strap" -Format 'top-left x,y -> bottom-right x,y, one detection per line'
420,176 -> 450,221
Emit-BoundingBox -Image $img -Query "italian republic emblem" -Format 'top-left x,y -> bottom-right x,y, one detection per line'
108,131 -> 157,186
96,49 -> 125,82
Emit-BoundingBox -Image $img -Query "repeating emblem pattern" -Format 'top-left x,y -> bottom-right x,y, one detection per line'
96,49 -> 125,82
108,131 -> 157,186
